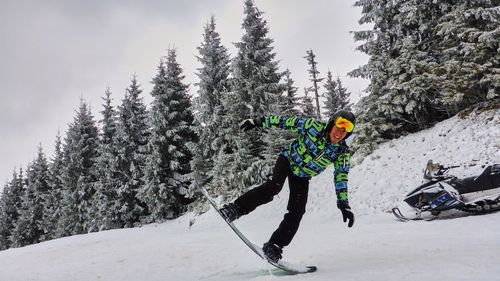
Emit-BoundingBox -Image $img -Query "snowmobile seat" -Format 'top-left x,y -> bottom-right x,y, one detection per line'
453,166 -> 500,194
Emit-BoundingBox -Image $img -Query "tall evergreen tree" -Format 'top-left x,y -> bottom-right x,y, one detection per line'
323,71 -> 351,117
0,169 -> 25,250
115,76 -> 150,227
55,100 -> 99,237
92,88 -> 123,231
301,88 -> 316,118
0,182 -> 10,250
192,15 -> 231,185
282,69 -> 301,115
220,0 -> 284,198
351,0 -> 498,157
0,182 -> 9,249
349,0 -> 450,155
304,50 -> 323,119
41,133 -> 64,241
11,146 -> 50,247
433,0 -> 500,109
141,49 -> 198,222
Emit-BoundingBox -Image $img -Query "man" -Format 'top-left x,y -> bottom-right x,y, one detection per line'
220,110 -> 356,263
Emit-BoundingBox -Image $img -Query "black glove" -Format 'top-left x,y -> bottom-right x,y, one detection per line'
239,118 -> 262,132
337,201 -> 354,228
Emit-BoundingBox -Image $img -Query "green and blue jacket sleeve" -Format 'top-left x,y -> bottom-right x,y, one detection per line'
334,152 -> 351,203
261,115 -> 307,134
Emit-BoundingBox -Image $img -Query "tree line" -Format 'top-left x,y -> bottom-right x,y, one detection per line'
0,0 -> 353,250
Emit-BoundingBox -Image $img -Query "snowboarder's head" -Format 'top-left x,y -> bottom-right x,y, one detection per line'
326,110 -> 356,144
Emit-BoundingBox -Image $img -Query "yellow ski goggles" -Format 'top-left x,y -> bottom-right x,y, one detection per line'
335,116 -> 354,133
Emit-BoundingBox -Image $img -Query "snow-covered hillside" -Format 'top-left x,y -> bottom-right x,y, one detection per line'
0,107 -> 499,281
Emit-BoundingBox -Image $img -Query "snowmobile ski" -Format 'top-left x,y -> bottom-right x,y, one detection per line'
392,207 -> 411,222
198,184 -> 317,274
391,207 -> 438,222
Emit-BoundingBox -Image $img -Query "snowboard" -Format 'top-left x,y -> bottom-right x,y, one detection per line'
198,186 -> 317,274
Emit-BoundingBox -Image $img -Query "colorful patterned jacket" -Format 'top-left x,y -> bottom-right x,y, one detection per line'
262,116 -> 351,203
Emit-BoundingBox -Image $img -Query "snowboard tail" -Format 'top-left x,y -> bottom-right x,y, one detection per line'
198,186 -> 317,274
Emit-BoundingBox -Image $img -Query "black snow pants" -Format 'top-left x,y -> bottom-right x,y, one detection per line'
234,154 -> 310,248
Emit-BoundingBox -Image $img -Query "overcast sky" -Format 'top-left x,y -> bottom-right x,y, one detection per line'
0,0 -> 369,186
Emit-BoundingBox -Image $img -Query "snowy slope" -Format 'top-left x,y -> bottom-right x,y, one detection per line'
0,108 -> 499,281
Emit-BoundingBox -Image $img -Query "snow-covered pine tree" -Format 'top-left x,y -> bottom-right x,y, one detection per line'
258,68 -> 300,163
90,88 -> 123,231
282,69 -> 301,116
323,71 -> 351,118
11,145 -> 50,247
348,94 -> 390,157
301,87 -> 316,118
209,98 -> 239,199
304,50 -> 323,119
351,0 -> 498,148
433,0 -> 499,110
0,169 -> 25,250
192,15 -> 231,186
382,0 -> 452,129
0,183 -> 10,250
349,0 -> 449,156
114,76 -> 150,227
141,49 -> 198,222
40,133 -> 64,241
55,100 -> 99,237
348,0 -> 409,155
260,71 -> 290,178
220,0 -> 284,199
0,182 -> 9,249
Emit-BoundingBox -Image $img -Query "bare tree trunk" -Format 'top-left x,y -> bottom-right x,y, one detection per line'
305,50 -> 323,120
312,69 -> 321,120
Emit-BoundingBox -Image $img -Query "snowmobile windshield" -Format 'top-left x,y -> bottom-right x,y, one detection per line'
335,117 -> 354,133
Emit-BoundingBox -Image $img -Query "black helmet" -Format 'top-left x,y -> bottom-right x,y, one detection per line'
326,110 -> 356,140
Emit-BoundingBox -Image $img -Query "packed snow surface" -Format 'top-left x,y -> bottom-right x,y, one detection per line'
1,108 -> 499,281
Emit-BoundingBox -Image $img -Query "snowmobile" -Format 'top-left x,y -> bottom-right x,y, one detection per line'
392,160 -> 500,221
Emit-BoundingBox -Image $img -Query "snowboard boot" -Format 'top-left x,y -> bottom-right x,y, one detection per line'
219,202 -> 243,223
263,242 -> 283,263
